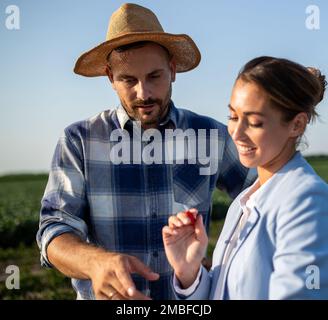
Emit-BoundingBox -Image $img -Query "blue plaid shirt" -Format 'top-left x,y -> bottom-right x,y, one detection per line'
37,101 -> 255,300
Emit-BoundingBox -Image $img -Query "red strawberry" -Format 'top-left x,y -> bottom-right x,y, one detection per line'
185,210 -> 196,226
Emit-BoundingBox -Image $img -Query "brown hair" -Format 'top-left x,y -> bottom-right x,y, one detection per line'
106,41 -> 171,67
237,56 -> 327,123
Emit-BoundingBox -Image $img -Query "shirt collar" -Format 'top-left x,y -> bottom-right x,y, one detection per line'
116,104 -> 131,129
239,178 -> 261,212
115,100 -> 178,130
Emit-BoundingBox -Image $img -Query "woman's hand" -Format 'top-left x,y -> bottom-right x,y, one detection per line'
162,208 -> 208,288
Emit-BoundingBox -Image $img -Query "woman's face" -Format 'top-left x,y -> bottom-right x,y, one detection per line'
228,79 -> 298,171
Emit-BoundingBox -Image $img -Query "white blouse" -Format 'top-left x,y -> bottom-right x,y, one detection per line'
174,179 -> 262,297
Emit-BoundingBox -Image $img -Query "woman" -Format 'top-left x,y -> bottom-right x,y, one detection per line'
162,56 -> 328,299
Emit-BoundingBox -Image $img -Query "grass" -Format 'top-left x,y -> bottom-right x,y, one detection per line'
0,178 -> 47,247
0,244 -> 75,300
0,176 -> 75,299
306,156 -> 328,182
0,155 -> 327,299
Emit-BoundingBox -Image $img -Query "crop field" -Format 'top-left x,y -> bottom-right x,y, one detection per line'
0,156 -> 327,299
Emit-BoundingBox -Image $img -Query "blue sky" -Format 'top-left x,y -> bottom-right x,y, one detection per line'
0,0 -> 327,174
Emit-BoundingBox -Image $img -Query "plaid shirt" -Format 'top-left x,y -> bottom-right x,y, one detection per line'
37,101 -> 255,300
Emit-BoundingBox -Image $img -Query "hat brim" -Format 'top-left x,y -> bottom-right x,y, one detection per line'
74,32 -> 201,77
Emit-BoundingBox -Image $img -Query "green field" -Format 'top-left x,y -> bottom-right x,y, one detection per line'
0,156 -> 327,299
0,175 -> 75,299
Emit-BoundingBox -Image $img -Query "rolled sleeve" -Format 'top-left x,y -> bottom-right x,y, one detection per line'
37,209 -> 89,268
36,126 -> 89,268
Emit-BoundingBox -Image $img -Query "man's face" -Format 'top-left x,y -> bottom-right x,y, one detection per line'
106,43 -> 176,129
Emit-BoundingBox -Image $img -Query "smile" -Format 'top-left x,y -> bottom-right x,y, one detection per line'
236,144 -> 257,155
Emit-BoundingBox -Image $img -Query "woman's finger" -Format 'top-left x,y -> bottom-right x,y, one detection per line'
194,214 -> 208,244
168,215 -> 184,228
177,211 -> 193,225
162,225 -> 178,236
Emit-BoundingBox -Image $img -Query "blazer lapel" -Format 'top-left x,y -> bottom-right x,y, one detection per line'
214,205 -> 244,267
210,203 -> 243,299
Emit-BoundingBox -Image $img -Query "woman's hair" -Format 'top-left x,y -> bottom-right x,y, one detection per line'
237,56 -> 327,123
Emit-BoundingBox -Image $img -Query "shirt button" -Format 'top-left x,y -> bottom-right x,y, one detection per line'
153,251 -> 158,258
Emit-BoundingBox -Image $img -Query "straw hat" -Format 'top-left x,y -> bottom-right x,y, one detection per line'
74,3 -> 201,77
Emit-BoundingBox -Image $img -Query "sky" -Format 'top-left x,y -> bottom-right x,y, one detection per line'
0,0 -> 327,174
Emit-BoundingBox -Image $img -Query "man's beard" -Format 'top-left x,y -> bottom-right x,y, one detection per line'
121,84 -> 172,128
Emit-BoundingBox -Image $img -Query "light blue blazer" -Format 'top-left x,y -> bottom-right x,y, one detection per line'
180,152 -> 328,299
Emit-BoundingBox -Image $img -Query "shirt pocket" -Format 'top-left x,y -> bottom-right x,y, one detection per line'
172,163 -> 211,209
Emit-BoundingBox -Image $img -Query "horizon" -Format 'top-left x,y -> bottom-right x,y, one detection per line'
1,153 -> 327,177
1,0 -> 327,175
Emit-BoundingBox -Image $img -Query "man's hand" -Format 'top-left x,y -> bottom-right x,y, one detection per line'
47,233 -> 159,300
89,252 -> 159,300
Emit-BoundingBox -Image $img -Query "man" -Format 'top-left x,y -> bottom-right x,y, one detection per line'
37,3 -> 255,300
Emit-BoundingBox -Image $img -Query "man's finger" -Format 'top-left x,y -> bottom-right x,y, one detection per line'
129,257 -> 160,282
115,267 -> 137,297
115,267 -> 153,299
96,291 -> 111,300
127,289 -> 152,300
110,291 -> 126,300
100,285 -> 126,300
